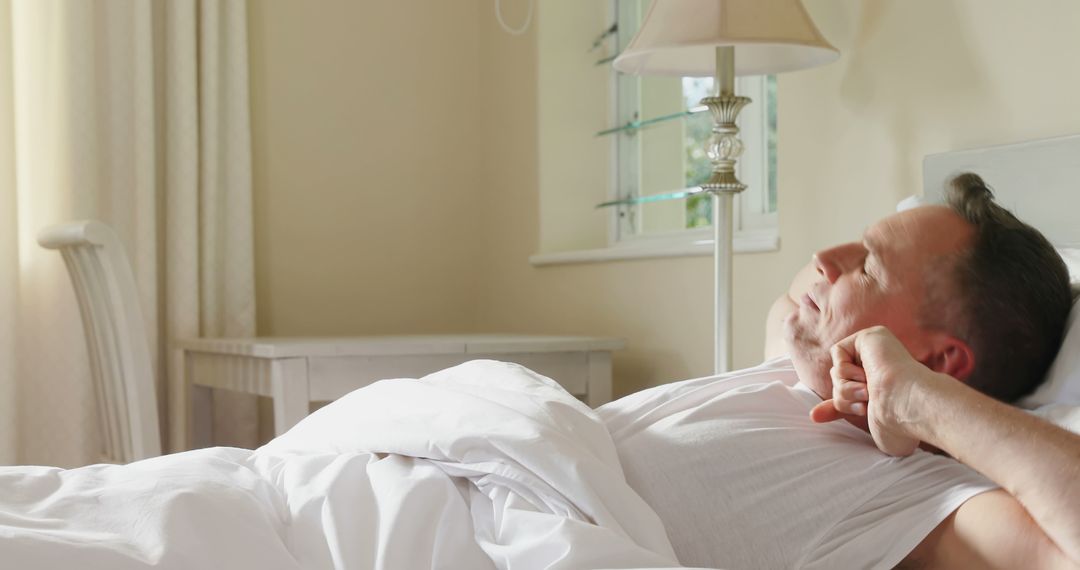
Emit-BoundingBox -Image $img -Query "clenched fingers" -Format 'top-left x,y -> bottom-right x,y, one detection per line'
830,363 -> 869,416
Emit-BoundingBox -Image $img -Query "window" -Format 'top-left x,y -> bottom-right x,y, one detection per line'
607,0 -> 778,252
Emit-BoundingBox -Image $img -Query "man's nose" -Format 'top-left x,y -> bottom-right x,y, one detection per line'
813,243 -> 865,284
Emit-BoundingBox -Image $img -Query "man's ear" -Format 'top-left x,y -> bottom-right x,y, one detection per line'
922,336 -> 976,381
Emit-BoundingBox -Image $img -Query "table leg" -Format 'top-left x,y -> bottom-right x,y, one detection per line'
586,351 -> 613,407
174,349 -> 215,451
272,358 -> 310,436
192,385 -> 214,449
168,348 -> 188,453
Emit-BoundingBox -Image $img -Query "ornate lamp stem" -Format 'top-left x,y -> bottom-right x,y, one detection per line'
701,46 -> 751,373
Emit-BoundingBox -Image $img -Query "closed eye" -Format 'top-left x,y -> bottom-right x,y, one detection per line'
859,240 -> 878,279
861,252 -> 877,281
864,256 -> 885,284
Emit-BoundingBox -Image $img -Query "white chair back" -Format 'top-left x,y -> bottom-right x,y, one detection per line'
38,221 -> 161,463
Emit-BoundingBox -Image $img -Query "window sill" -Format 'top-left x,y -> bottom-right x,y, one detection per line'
529,228 -> 779,267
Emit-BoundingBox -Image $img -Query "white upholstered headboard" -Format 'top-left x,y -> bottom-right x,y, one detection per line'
922,134 -> 1080,248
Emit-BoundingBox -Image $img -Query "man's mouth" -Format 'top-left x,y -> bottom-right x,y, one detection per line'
802,292 -> 820,312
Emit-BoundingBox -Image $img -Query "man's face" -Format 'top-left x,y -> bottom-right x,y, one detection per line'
785,205 -> 973,398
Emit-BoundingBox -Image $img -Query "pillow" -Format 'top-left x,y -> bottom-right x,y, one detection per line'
1030,403 -> 1080,434
896,194 -> 925,212
1018,247 -> 1080,408
1060,247 -> 1080,290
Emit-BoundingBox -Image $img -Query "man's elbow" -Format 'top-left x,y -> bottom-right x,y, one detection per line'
1041,542 -> 1080,570
923,491 -> 1080,570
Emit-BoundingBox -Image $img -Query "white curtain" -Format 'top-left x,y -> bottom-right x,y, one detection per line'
0,0 -> 258,466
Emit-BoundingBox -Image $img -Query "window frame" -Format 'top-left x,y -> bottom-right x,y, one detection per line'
527,1 -> 779,267
607,0 -> 778,253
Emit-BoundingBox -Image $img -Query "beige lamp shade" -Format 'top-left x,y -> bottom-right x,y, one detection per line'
613,0 -> 839,77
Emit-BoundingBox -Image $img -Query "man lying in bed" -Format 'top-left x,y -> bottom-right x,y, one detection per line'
598,173 -> 1080,569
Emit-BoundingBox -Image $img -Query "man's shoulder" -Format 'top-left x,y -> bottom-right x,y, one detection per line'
600,357 -> 796,407
596,357 -> 801,430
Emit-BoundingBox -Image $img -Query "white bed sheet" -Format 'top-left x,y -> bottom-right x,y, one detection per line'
0,360 -> 683,570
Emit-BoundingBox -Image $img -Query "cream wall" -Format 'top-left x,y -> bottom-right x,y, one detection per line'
535,0 -> 610,253
248,0 -> 484,336
250,0 -> 1080,399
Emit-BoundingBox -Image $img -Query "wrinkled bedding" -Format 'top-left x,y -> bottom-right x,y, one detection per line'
0,360 -> 684,569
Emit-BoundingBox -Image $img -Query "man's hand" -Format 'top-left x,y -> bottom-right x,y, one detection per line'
812,327 -> 1080,567
809,326 -> 944,457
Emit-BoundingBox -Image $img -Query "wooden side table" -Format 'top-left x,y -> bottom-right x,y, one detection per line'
171,334 -> 624,451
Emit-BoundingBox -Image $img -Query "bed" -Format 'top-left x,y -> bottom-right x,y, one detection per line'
922,133 -> 1080,248
2,135 -> 1080,569
0,359 -> 686,569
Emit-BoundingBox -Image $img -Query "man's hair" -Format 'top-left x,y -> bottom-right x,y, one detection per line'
923,173 -> 1072,402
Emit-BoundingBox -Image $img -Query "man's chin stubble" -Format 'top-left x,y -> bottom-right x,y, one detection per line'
785,328 -> 833,398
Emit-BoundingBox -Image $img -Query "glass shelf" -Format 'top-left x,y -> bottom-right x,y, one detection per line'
596,187 -> 708,209
596,105 -> 708,137
589,22 -> 618,52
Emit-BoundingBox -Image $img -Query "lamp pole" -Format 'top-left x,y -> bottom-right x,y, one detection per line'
701,46 -> 750,374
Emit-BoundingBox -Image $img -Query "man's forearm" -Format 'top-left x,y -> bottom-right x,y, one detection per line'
908,373 -> 1080,563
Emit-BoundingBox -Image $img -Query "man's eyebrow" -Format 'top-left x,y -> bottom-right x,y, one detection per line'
862,231 -> 886,271
862,230 -> 878,253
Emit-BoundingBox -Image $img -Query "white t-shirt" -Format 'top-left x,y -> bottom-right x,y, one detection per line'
597,357 -> 998,570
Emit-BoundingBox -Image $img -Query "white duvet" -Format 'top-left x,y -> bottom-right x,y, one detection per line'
0,360 -> 685,570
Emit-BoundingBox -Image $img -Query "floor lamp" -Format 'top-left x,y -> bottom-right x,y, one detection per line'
613,0 -> 839,373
